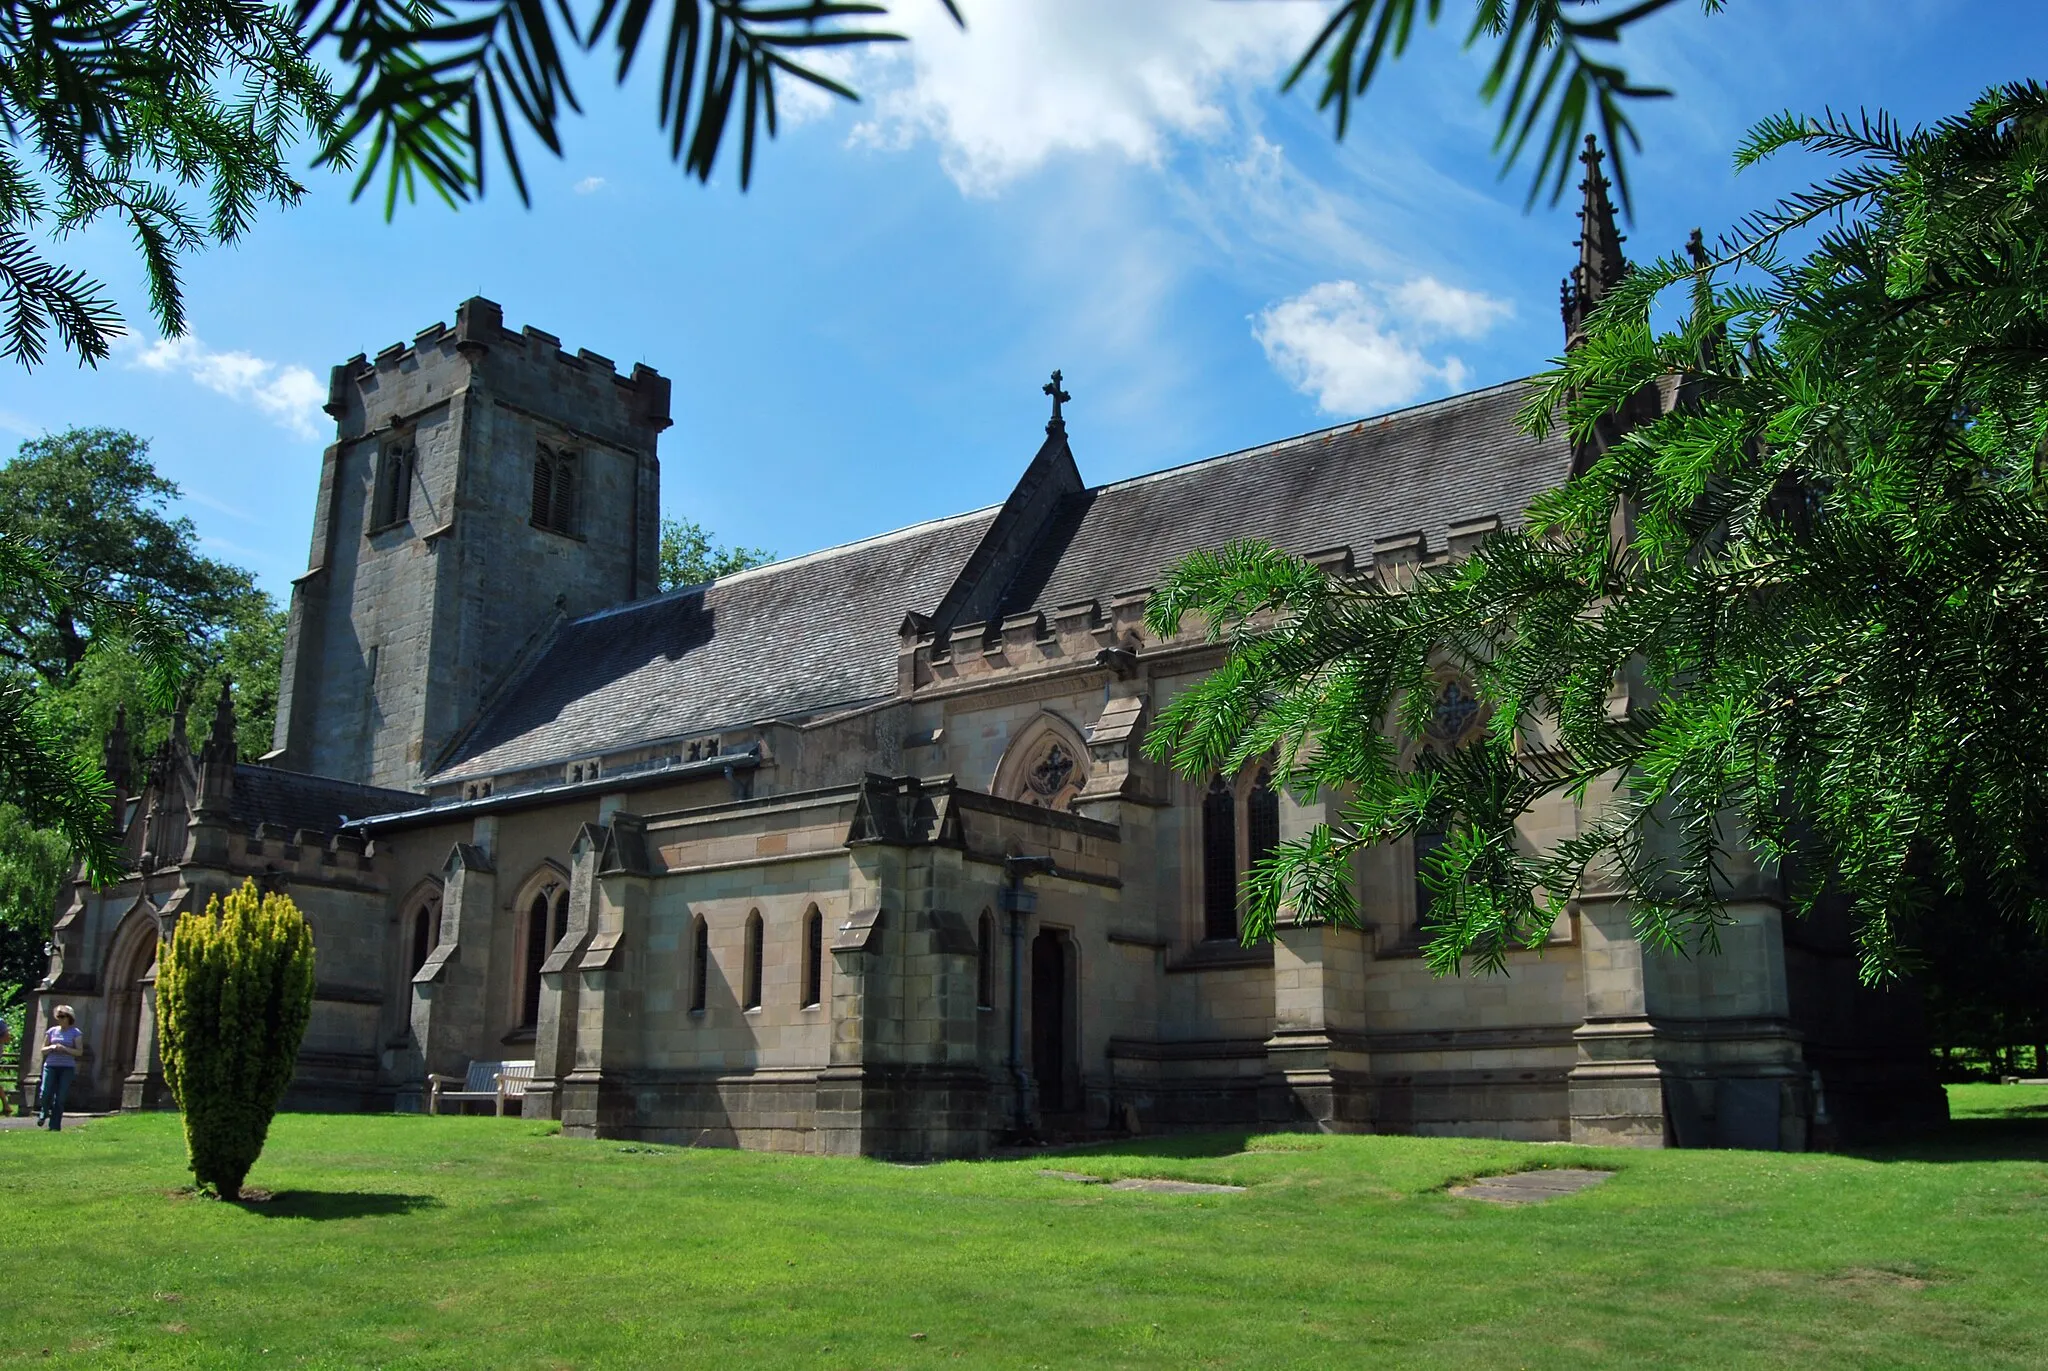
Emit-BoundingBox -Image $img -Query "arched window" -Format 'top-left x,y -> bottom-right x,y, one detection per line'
408,901 -> 436,979
743,910 -> 764,1011
690,916 -> 709,1013
801,906 -> 824,1009
531,446 -> 579,535
1202,775 -> 1238,941
1247,768 -> 1281,878
375,442 -> 413,528
520,885 -> 569,1027
977,910 -> 995,1009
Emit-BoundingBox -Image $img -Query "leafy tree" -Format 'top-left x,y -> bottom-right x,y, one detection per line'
44,593 -> 286,766
0,535 -> 182,885
1144,83 -> 2048,987
156,878 -> 316,1201
0,429 -> 261,687
0,801 -> 69,1022
659,515 -> 772,590
0,429 -> 270,903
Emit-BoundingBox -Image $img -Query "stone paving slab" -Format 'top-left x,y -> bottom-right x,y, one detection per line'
1040,1170 -> 1245,1195
1107,1178 -> 1245,1195
1450,1168 -> 1614,1205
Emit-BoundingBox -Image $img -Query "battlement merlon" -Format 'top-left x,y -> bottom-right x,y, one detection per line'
322,296 -> 673,448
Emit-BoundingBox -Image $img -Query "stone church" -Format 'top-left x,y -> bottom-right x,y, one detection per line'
27,146 -> 1942,1156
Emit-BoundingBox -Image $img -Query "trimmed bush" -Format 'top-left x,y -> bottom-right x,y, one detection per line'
157,879 -> 315,1199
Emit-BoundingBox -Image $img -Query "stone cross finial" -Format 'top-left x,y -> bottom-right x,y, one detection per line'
1043,369 -> 1071,430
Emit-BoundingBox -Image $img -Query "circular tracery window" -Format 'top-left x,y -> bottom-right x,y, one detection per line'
1424,677 -> 1484,747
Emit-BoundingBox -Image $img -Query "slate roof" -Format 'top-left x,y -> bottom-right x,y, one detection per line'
996,379 -> 1570,616
432,378 -> 1570,783
230,765 -> 419,835
432,507 -> 998,781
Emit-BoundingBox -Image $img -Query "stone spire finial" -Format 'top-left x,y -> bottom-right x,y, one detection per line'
202,677 -> 237,764
102,704 -> 133,825
1042,369 -> 1071,434
1562,135 -> 1628,346
193,677 -> 239,826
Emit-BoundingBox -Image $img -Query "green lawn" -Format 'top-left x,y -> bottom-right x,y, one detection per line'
2,1090 -> 2045,1369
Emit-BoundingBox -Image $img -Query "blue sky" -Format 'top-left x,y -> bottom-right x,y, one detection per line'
2,0 -> 2038,601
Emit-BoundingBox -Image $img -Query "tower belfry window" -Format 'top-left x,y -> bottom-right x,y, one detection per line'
373,441 -> 413,529
531,445 -> 578,535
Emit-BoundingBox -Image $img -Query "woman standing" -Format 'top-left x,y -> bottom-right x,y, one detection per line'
36,1005 -> 83,1131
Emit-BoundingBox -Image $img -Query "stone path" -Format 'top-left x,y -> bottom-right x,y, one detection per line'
1040,1169 -> 1245,1195
0,1113 -> 108,1131
1449,1168 -> 1613,1205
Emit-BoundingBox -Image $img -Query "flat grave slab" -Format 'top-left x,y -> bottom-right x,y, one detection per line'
1041,1170 -> 1245,1195
1450,1168 -> 1614,1205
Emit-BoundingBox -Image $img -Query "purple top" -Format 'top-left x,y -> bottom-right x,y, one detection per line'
42,1024 -> 81,1071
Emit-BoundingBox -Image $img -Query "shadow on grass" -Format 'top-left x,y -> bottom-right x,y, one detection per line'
240,1191 -> 444,1220
1845,1119 -> 2048,1164
1055,1132 -> 1255,1160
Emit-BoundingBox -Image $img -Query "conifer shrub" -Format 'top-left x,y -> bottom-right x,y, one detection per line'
157,879 -> 316,1199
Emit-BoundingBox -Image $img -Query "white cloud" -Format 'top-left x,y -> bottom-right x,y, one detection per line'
1254,276 -> 1511,415
1391,276 -> 1513,339
573,175 -> 608,194
129,336 -> 326,439
851,0 -> 1324,194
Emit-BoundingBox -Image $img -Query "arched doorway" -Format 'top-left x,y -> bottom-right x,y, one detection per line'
101,913 -> 162,1110
1031,930 -> 1070,1115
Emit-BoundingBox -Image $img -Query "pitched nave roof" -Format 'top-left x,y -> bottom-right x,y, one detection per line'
432,378 -> 1569,783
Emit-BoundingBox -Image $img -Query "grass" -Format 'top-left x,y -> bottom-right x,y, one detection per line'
1,1091 -> 2044,1369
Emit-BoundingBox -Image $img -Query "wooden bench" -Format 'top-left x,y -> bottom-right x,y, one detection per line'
427,1060 -> 535,1116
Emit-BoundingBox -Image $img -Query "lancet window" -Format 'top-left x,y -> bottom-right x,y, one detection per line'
1202,776 -> 1238,941
519,882 -> 569,1028
743,910 -> 764,1011
690,916 -> 710,1013
1413,827 -> 1450,932
407,899 -> 437,980
1197,767 -> 1288,944
802,906 -> 824,1009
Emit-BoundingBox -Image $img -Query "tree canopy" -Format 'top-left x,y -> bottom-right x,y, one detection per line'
1144,82 -> 2048,986
0,429 -> 281,897
659,515 -> 772,590
0,429 -> 265,687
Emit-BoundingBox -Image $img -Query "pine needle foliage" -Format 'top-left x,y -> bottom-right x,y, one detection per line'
1144,83 -> 2048,987
157,878 -> 316,1200
0,0 -> 339,365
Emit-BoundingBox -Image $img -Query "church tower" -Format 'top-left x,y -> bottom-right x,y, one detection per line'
268,297 -> 669,790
